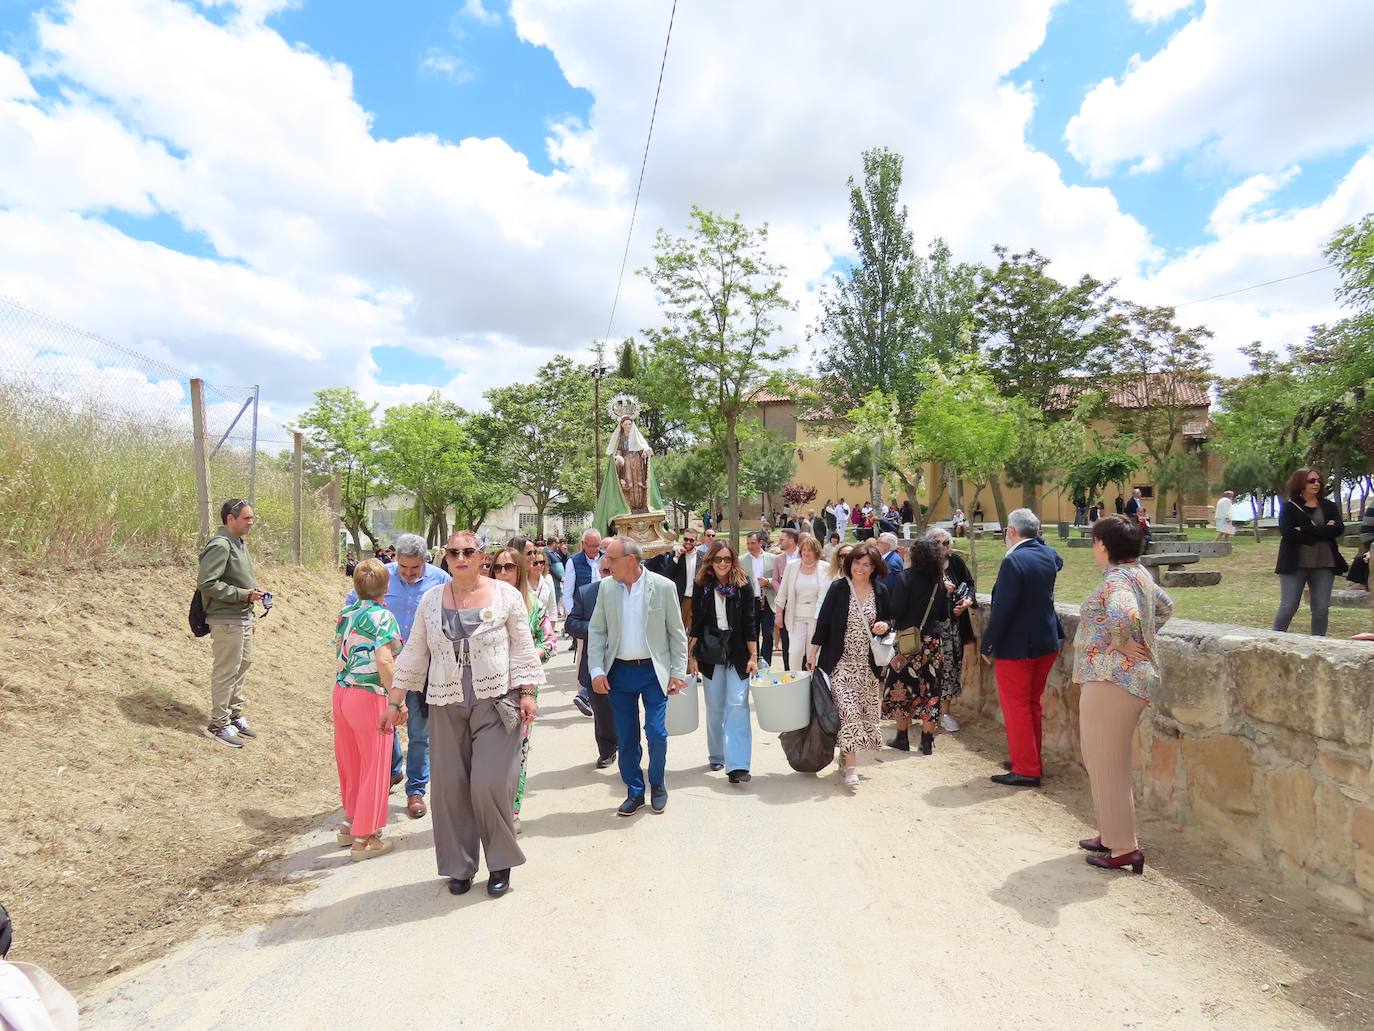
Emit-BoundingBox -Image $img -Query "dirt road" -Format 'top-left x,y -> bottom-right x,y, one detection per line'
83,652 -> 1345,1029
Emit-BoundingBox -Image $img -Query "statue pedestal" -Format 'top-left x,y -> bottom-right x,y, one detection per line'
611,510 -> 676,559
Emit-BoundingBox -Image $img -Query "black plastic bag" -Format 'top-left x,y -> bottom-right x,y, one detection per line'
780,668 -> 839,773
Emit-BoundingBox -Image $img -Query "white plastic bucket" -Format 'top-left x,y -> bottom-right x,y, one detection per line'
665,677 -> 700,736
751,668 -> 812,733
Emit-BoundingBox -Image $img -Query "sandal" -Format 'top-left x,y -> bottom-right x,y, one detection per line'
336,824 -> 354,847
349,834 -> 394,862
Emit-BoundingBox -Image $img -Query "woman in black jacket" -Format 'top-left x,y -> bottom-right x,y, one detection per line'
688,540 -> 759,783
885,538 -> 951,755
807,541 -> 892,789
927,528 -> 977,732
1273,467 -> 1347,637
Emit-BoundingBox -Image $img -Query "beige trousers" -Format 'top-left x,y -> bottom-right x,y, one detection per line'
1079,680 -> 1147,854
209,621 -> 253,728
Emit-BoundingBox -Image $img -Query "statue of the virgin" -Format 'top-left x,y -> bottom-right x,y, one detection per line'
592,393 -> 670,550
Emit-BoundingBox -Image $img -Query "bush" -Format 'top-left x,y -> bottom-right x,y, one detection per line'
0,385 -> 333,566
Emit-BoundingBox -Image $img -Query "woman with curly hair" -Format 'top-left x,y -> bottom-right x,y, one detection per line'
884,537 -> 949,755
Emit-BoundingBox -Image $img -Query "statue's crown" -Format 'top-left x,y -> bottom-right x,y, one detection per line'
607,393 -> 641,422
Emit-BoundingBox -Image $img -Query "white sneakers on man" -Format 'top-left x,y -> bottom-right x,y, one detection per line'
940,714 -> 960,733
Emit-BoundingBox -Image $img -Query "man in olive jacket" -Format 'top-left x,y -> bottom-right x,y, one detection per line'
197,499 -> 267,747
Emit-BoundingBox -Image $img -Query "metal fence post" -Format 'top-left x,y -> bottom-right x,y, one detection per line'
190,378 -> 212,540
248,384 -> 260,505
293,431 -> 304,564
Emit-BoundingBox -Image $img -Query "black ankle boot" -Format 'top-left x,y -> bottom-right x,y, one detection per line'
919,731 -> 934,755
889,729 -> 910,751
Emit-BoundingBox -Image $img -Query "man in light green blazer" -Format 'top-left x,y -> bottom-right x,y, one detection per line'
589,536 -> 689,816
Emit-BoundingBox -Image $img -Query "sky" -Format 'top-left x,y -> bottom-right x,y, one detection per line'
2,0 -> 1372,442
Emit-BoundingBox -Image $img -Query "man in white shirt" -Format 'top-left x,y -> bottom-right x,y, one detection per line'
588,537 -> 688,816
746,531 -> 777,665
663,529 -> 701,628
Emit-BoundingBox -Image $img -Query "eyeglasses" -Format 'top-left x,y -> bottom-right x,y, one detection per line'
446,546 -> 480,558
1306,476 -> 1321,484
531,559 -> 546,567
712,555 -> 734,564
226,499 -> 249,517
683,538 -> 697,545
492,562 -> 519,573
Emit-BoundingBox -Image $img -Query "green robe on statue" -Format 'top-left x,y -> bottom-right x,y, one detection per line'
593,455 -> 667,536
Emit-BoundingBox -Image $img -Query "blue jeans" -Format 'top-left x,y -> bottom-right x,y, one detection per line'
704,664 -> 752,772
1273,568 -> 1336,637
389,689 -> 430,796
608,660 -> 667,798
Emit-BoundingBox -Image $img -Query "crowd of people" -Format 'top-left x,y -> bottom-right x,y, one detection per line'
181,465 -> 1374,900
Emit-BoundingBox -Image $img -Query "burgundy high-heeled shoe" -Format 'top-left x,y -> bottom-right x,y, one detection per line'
1078,836 -> 1110,853
1086,849 -> 1145,875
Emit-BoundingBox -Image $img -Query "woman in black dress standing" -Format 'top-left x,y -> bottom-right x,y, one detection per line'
926,527 -> 976,732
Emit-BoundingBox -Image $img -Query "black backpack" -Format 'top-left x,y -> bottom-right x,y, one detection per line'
189,589 -> 210,638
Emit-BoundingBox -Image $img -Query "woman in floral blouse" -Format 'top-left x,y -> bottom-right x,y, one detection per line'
333,559 -> 404,861
1073,514 -> 1173,876
491,546 -> 555,831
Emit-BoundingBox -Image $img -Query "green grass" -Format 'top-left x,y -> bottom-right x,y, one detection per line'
0,385 -> 333,566
949,530 -> 1371,638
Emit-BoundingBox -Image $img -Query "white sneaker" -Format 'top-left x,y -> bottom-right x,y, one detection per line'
940,714 -> 960,733
203,724 -> 243,748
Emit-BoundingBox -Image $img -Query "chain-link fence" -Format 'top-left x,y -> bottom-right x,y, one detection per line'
0,295 -> 330,564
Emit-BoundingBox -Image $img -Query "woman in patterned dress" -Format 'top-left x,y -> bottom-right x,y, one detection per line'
333,558 -> 403,861
884,538 -> 948,755
926,527 -> 977,733
808,541 -> 892,788
491,547 -> 555,832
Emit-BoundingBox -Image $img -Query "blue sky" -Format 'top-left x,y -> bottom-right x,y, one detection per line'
1,0 -> 1370,412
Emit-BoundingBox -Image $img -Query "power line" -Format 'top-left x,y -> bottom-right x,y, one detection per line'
1172,263 -> 1336,308
601,0 -> 678,348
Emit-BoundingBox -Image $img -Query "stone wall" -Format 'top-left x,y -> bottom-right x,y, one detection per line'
964,602 -> 1374,926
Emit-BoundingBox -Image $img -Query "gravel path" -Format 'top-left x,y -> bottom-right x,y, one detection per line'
85,651 -> 1327,1030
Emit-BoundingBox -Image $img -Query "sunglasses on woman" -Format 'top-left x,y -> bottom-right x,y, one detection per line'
531,558 -> 546,567
446,546 -> 481,558
492,562 -> 519,573
712,555 -> 734,564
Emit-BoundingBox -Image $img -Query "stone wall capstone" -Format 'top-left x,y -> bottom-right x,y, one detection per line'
965,599 -> 1374,926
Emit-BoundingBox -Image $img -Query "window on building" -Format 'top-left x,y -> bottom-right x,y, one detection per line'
518,512 -> 539,529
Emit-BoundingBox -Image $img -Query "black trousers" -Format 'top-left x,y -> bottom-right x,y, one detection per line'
757,601 -> 775,666
589,687 -> 617,760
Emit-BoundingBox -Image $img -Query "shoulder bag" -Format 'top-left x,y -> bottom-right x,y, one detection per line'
896,584 -> 939,658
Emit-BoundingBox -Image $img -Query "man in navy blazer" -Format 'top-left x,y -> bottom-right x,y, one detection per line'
564,554 -> 619,769
980,508 -> 1064,787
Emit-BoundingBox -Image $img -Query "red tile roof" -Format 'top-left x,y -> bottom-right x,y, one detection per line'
1049,375 -> 1210,411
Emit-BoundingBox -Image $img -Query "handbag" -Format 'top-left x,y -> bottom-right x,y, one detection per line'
896,584 -> 940,657
699,625 -> 731,666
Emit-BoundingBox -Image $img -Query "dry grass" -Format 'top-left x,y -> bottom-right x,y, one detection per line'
0,561 -> 351,987
0,385 -> 333,566
952,529 -> 1372,638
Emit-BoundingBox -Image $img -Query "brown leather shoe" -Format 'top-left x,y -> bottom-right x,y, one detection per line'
407,794 -> 427,819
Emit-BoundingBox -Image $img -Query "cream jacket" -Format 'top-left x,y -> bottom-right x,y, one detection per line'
776,560 -> 833,634
394,580 -> 545,705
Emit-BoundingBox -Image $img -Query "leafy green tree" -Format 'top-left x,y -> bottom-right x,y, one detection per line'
1096,301 -> 1214,523
972,246 -> 1115,509
1154,453 -> 1208,528
485,354 -> 598,537
292,386 -> 383,552
657,445 -> 725,530
615,336 -> 639,379
641,207 -> 793,550
1219,450 -> 1280,541
1061,445 -> 1141,513
1213,342 -> 1307,523
739,428 -> 796,516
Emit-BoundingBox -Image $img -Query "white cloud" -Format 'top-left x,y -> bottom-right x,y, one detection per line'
0,0 -> 1369,430
1127,0 -> 1195,23
420,48 -> 475,84
459,0 -> 502,27
198,0 -> 299,24
1067,0 -> 1374,176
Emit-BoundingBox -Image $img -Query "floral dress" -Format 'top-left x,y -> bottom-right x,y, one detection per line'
513,599 -> 556,817
831,588 -> 883,754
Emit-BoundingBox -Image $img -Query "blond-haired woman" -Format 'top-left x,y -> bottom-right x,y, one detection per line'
491,546 -> 555,830
333,559 -> 403,861
774,534 -> 832,671
392,530 -> 543,897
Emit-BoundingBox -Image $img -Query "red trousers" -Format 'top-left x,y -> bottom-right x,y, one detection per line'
994,653 -> 1059,778
333,686 -> 393,838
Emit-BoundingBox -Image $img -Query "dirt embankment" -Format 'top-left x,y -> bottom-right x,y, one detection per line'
0,560 -> 350,988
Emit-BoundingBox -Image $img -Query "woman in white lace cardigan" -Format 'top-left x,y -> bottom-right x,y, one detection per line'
390,529 -> 545,898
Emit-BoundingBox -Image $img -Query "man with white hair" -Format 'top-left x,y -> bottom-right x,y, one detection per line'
1215,490 -> 1235,540
345,531 -> 449,818
876,531 -> 904,588
980,508 -> 1064,789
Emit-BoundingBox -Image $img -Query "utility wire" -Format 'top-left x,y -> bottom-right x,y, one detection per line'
1172,263 -> 1336,308
601,0 -> 678,348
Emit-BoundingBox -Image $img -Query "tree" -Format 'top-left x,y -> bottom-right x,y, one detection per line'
781,482 -> 819,508
293,387 -> 383,552
657,445 -> 725,530
1154,452 -> 1208,528
485,354 -> 598,537
641,207 -> 793,551
811,147 -> 921,508
972,246 -> 1115,508
1096,301 -> 1214,524
913,236 -> 979,363
1219,450 -> 1282,541
1061,444 -> 1142,512
739,428 -> 795,516
1213,342 -> 1307,523
615,336 -> 639,379
451,410 -> 519,532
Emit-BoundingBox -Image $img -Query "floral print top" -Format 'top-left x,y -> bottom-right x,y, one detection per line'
335,599 -> 402,696
1072,563 -> 1174,701
530,599 -> 556,667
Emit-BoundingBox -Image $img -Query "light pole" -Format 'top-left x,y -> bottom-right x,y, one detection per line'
591,363 -> 608,498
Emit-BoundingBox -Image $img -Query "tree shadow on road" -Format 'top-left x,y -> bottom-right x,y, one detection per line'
988,852 -> 1111,928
